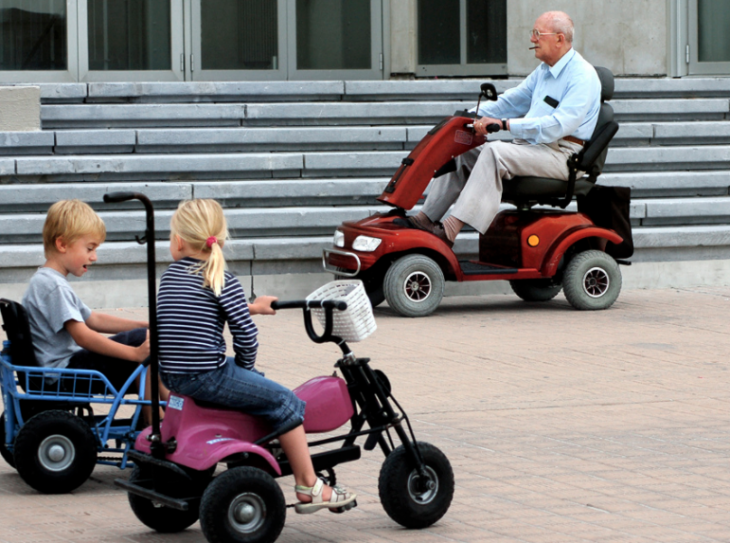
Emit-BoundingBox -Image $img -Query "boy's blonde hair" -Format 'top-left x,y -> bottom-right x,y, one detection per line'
43,199 -> 107,257
170,199 -> 229,296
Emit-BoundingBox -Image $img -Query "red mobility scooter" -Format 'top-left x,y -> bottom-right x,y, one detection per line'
109,193 -> 454,543
324,68 -> 627,317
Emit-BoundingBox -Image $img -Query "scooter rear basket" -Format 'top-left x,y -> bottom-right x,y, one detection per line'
306,280 -> 376,342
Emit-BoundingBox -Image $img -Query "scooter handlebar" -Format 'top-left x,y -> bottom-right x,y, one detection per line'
271,299 -> 348,311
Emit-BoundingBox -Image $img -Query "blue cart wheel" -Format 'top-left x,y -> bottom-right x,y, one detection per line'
14,410 -> 97,494
0,411 -> 16,469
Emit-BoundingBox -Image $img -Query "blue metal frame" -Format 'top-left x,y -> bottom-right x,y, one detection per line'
1,339 -> 153,469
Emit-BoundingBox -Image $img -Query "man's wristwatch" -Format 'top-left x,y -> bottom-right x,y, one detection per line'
501,119 -> 508,131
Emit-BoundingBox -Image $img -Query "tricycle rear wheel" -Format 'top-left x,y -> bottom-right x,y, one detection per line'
128,464 -> 209,533
378,441 -> 454,528
200,466 -> 286,543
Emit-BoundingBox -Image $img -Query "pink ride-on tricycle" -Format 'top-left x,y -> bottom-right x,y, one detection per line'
324,67 -> 627,317
108,192 -> 454,543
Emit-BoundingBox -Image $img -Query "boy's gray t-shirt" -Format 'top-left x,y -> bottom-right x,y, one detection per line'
21,267 -> 92,369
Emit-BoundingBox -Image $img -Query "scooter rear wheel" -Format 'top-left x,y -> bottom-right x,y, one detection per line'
200,466 -> 286,543
384,255 -> 444,317
509,278 -> 562,302
378,441 -> 454,528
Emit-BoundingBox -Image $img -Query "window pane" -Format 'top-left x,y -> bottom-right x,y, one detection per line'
0,0 -> 67,70
418,0 -> 459,65
466,0 -> 506,64
202,0 -> 278,70
296,0 -> 371,70
88,0 -> 171,71
698,0 -> 730,63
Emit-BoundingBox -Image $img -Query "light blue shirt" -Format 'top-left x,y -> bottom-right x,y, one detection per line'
477,49 -> 601,145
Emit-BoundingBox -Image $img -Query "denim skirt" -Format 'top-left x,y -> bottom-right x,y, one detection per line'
161,358 -> 305,433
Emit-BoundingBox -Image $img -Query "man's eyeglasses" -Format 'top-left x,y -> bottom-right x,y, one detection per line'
530,29 -> 558,39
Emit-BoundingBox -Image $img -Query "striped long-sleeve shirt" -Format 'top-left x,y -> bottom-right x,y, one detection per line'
157,257 -> 258,373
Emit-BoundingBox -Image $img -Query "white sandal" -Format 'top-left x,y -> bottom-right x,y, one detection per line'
294,478 -> 357,514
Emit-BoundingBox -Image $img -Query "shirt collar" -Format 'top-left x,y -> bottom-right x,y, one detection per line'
547,48 -> 576,78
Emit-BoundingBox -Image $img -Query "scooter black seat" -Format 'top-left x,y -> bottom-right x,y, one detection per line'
503,176 -> 594,201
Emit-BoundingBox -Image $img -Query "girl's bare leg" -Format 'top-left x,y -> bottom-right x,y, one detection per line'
278,425 -> 334,502
140,374 -> 170,426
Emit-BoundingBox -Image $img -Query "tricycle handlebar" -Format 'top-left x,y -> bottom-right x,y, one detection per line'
104,192 -> 140,204
271,300 -> 347,311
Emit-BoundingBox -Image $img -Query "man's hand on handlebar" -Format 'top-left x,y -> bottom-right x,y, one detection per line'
474,116 -> 504,137
248,295 -> 279,316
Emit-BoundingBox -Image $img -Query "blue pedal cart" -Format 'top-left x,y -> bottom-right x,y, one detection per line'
1,299 -> 154,493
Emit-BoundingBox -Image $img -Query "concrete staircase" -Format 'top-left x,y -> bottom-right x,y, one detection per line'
2,78 -> 730,304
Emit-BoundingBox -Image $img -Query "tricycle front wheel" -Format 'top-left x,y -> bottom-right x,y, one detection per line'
378,441 -> 454,528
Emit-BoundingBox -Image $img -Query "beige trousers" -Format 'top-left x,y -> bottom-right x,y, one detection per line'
421,139 -> 583,234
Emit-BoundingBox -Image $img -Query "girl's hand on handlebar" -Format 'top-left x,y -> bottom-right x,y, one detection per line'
474,116 -> 502,136
135,330 -> 151,363
249,295 -> 279,316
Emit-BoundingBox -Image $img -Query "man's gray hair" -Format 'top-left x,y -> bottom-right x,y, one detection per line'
546,11 -> 574,43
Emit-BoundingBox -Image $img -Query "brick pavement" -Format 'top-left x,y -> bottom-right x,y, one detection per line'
1,286 -> 730,542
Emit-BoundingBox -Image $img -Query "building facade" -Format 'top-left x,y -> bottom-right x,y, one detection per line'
1,0 -> 728,84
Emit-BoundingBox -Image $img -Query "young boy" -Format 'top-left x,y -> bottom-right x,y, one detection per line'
22,199 -> 166,422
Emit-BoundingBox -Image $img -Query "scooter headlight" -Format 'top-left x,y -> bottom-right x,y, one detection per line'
333,229 -> 345,248
352,235 -> 382,252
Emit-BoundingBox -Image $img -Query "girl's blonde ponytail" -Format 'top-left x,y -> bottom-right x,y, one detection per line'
170,199 -> 229,296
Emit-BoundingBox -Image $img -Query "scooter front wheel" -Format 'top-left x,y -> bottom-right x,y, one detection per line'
200,466 -> 286,543
383,255 -> 444,317
378,441 -> 454,528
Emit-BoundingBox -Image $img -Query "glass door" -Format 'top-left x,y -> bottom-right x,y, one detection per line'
287,0 -> 382,80
190,0 -> 382,81
0,0 -> 79,82
190,0 -> 287,81
78,0 -> 184,81
416,0 -> 506,77
688,0 -> 730,75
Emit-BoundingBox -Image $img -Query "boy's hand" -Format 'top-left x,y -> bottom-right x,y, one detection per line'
249,295 -> 278,316
135,330 -> 151,363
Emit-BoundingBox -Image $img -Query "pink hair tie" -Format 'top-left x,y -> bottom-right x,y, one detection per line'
206,236 -> 218,248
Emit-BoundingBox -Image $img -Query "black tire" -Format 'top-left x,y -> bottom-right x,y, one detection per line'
13,410 -> 97,493
509,278 -> 562,302
1,411 -> 16,469
379,441 -> 454,529
128,464 -> 208,533
200,466 -> 286,543
383,255 -> 444,317
563,250 -> 622,310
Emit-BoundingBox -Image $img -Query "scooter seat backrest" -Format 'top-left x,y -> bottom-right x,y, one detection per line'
577,67 -> 618,176
0,299 -> 39,368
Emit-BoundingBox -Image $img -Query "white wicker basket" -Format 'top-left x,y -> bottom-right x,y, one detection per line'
305,280 -> 377,342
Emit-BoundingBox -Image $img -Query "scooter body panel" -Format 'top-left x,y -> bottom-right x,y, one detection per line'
377,116 -> 485,210
133,376 -> 353,472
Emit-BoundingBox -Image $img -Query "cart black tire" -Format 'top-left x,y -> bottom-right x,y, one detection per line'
128,464 -> 205,533
378,441 -> 454,528
200,466 -> 286,543
0,411 -> 16,468
383,255 -> 444,317
13,409 -> 97,493
563,250 -> 622,310
509,279 -> 562,302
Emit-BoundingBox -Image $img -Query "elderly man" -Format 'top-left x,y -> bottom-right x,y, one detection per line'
407,11 -> 601,247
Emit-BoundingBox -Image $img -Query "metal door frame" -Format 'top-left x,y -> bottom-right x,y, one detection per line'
78,0 -> 185,82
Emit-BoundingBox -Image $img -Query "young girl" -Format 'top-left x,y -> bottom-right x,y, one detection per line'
157,199 -> 356,514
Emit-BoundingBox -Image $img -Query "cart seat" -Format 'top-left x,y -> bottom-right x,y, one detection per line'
1,298 -> 40,369
503,66 -> 618,210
